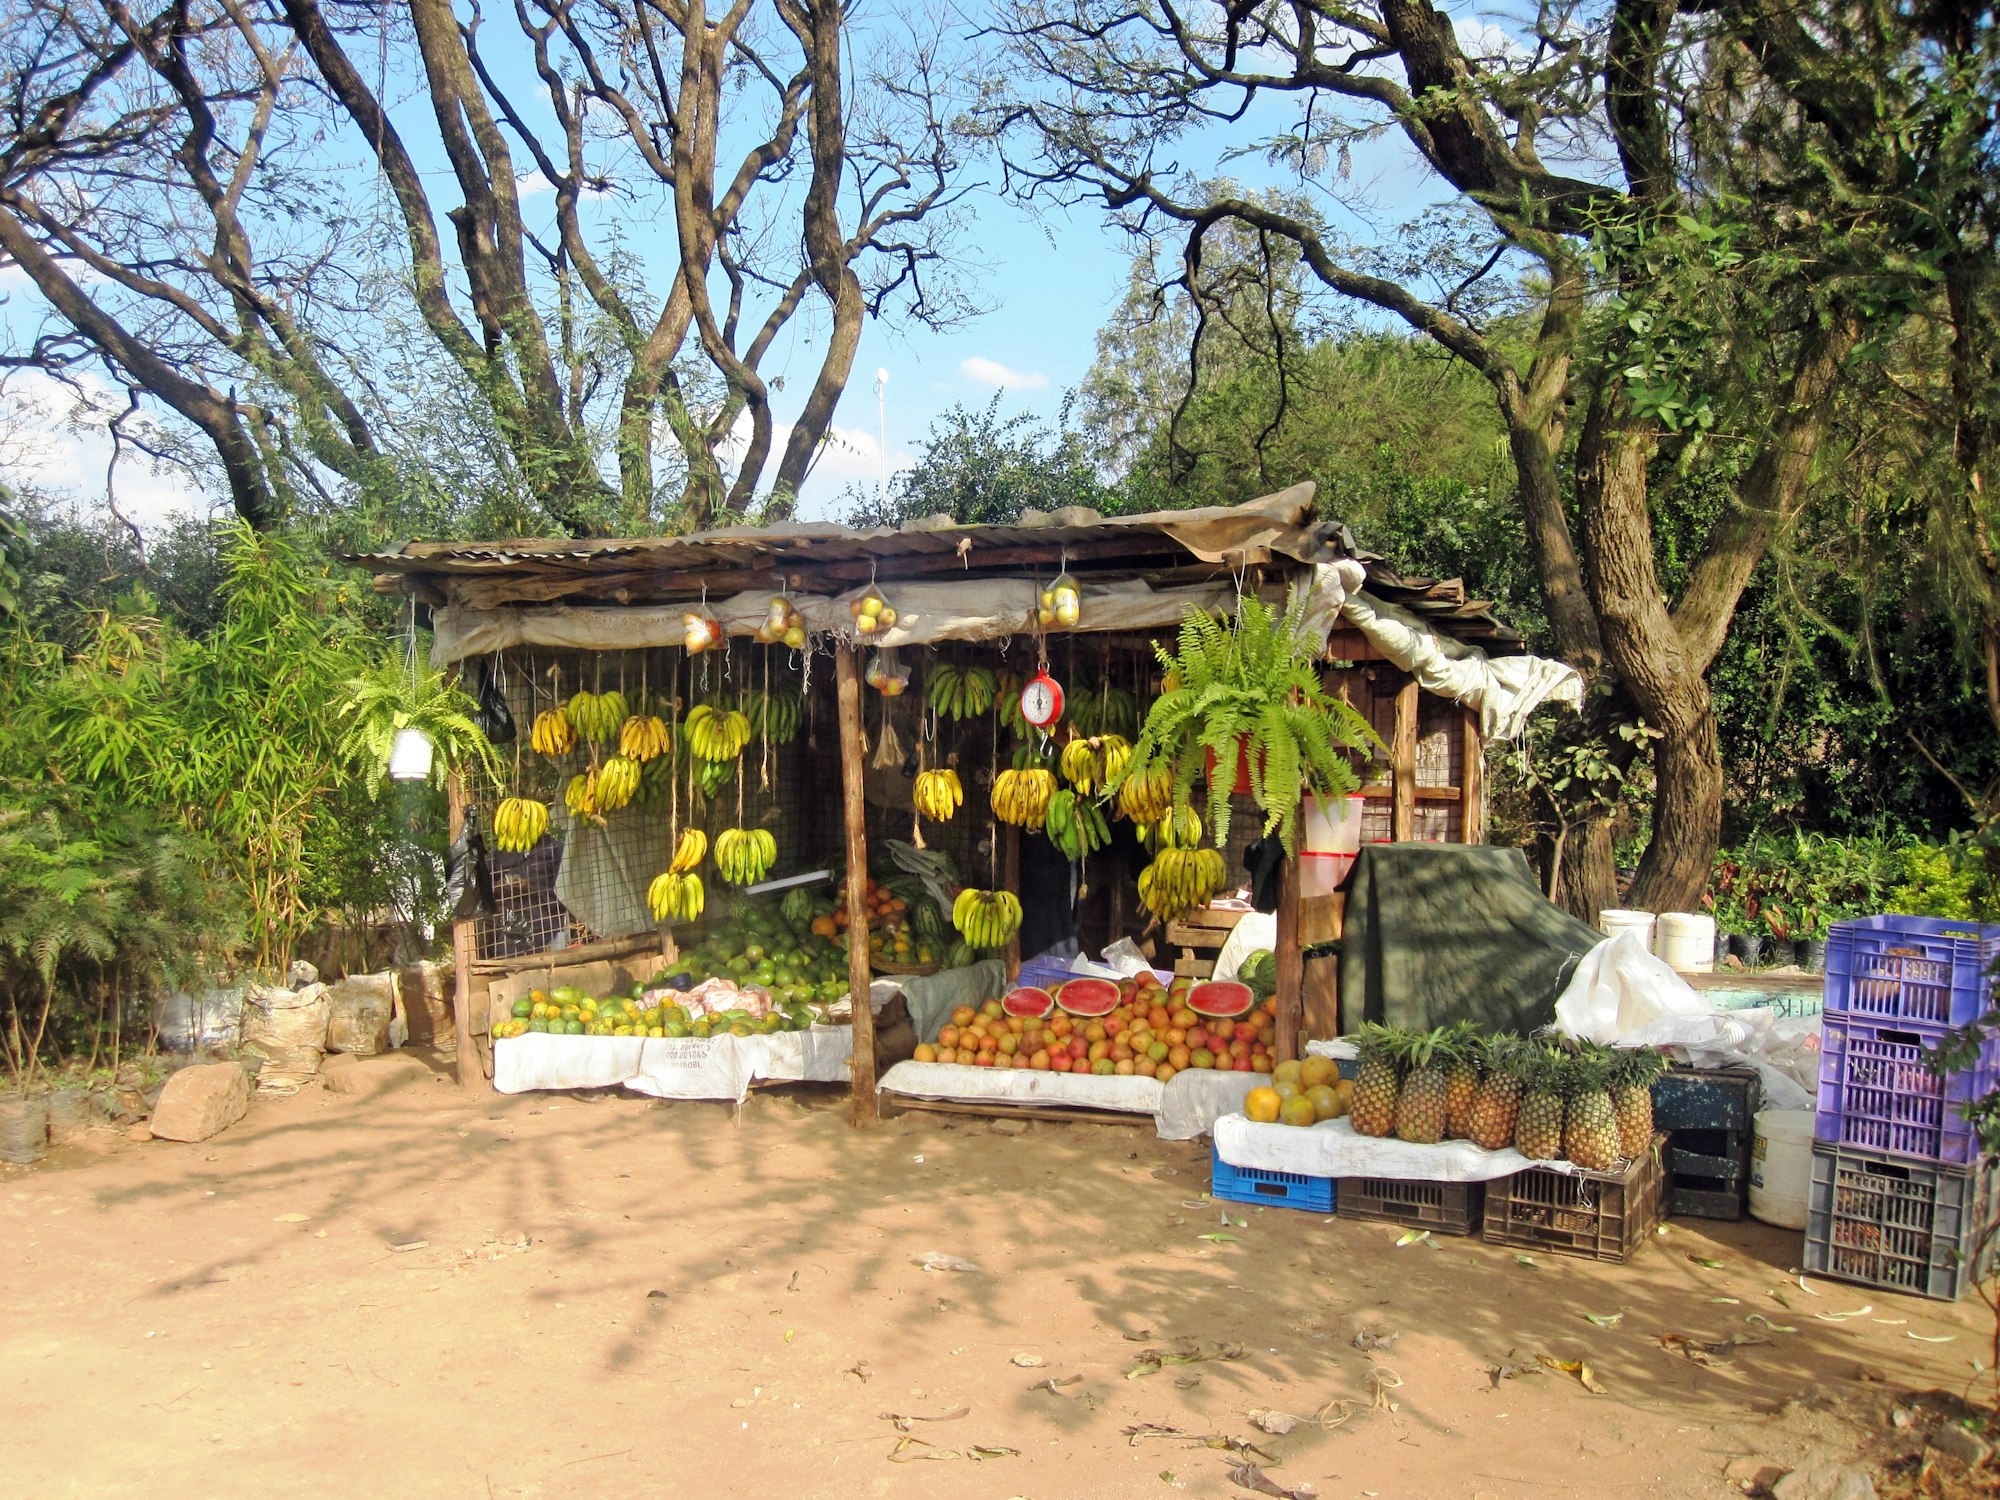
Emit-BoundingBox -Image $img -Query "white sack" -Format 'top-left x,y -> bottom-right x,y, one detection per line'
1155,1068 -> 1263,1140
1214,1112 -> 1555,1182
1213,914 -> 1278,985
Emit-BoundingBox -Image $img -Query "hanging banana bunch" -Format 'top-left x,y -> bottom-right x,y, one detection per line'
1137,845 -> 1229,923
715,827 -> 778,886
1139,804 -> 1206,854
647,870 -> 706,923
991,767 -> 1057,829
1114,762 -> 1174,823
595,753 -> 641,811
743,686 -> 803,744
1067,679 -> 1139,740
685,702 -> 753,762
566,689 -> 629,743
925,663 -> 999,721
996,669 -> 1031,738
564,770 -> 601,821
1058,733 -> 1132,794
617,713 -> 671,763
913,768 -> 963,822
951,888 -> 1023,949
530,706 -> 576,757
492,797 -> 550,853
669,828 -> 707,874
636,751 -> 675,808
1044,788 -> 1112,862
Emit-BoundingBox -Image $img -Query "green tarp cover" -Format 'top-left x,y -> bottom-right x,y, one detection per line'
1337,844 -> 1603,1036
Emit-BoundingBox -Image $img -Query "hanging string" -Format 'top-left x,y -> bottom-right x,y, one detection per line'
759,648 -> 772,792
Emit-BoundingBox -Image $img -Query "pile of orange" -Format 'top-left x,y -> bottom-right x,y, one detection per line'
830,875 -> 904,929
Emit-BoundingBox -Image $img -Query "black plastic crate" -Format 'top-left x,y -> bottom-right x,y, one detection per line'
1665,1126 -> 1751,1221
1653,1066 -> 1761,1133
1804,1144 -> 2000,1301
1481,1136 -> 1665,1263
1338,1177 -> 1482,1235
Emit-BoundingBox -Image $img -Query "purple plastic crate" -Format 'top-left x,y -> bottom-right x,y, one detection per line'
1825,915 -> 2000,1029
1816,1014 -> 2000,1166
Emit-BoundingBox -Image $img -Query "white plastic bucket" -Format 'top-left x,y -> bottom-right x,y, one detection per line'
387,726 -> 435,781
1654,912 -> 1717,974
1599,908 -> 1656,949
1300,793 -> 1366,897
1749,1109 -> 1814,1230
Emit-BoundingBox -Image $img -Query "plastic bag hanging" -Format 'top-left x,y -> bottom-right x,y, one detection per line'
473,656 -> 516,744
1037,560 -> 1082,630
756,594 -> 805,648
849,567 -> 898,639
864,646 -> 910,697
682,586 -> 722,654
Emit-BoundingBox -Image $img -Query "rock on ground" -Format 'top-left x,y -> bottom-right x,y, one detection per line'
147,1063 -> 252,1143
1725,1456 -> 1788,1493
1770,1460 -> 1877,1500
320,1052 -> 440,1100
1926,1423 -> 1994,1468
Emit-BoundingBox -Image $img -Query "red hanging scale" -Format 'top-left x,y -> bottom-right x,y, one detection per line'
1020,667 -> 1064,729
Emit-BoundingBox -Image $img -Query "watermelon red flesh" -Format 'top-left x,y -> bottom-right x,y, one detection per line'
1188,980 -> 1254,1019
1054,978 -> 1120,1017
1001,986 -> 1054,1019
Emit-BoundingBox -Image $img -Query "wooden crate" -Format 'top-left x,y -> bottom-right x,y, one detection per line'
1174,954 -> 1216,980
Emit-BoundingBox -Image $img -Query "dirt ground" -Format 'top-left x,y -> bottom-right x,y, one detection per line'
3,1053 -> 1993,1500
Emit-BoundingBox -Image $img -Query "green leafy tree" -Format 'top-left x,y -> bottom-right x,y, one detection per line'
844,397 -> 1107,527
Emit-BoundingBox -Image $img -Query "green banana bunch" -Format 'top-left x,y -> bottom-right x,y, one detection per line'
1044,787 -> 1111,862
685,702 -> 753,761
1010,745 -> 1055,773
595,753 -> 641,810
1067,679 -> 1139,739
913,768 -> 963,822
617,714 -> 672,763
669,827 -> 707,873
566,690 -> 629,743
636,752 -> 675,807
991,767 -> 1057,829
646,869 -> 706,923
925,663 -> 999,721
951,887 -> 1023,949
996,669 -> 1030,738
715,827 -> 778,886
743,687 -> 803,745
1137,845 -> 1228,921
697,758 -> 734,798
530,707 -> 576,757
492,797 -> 550,853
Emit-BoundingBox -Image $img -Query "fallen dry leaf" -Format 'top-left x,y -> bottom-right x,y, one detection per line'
1029,1376 -> 1083,1396
1537,1355 -> 1605,1393
1659,1332 -> 1770,1365
912,1252 -> 981,1274
272,1213 -> 310,1224
881,1406 -> 969,1433
1127,1338 -> 1245,1380
1228,1461 -> 1319,1499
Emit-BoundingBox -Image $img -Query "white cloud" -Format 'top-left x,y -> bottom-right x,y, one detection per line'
0,369 -> 207,525
959,355 -> 1049,391
515,170 -> 555,198
711,411 -> 912,491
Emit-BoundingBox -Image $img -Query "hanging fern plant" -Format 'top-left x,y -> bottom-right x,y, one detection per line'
1117,584 -> 1380,856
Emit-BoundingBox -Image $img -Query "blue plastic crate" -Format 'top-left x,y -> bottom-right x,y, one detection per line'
1816,1014 -> 2000,1167
1211,1146 -> 1336,1214
1825,915 -> 2000,1029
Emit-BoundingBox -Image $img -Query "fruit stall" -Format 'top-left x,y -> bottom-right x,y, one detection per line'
352,485 -> 1580,1119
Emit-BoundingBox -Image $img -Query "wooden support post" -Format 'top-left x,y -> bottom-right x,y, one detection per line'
1461,707 -> 1485,845
445,772 -> 486,1092
1274,846 -> 1303,1063
1002,821 -> 1021,984
835,644 -> 878,1126
1391,676 -> 1419,843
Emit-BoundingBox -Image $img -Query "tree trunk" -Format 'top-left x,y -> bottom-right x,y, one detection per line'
1553,819 -> 1620,925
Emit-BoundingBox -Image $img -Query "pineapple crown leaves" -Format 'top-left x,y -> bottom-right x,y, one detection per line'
1608,1045 -> 1669,1090
1397,1025 -> 1451,1073
1353,1021 -> 1405,1071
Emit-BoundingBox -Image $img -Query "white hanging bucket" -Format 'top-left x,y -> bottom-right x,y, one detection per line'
388,726 -> 435,782
1300,792 -> 1366,897
1654,912 -> 1717,973
1749,1109 -> 1814,1230
1598,908 -> 1656,949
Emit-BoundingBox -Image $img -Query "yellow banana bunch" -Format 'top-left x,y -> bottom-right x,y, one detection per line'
991,767 -> 1057,829
647,869 -> 706,923
925,664 -> 998,721
913,768 -> 963,822
1115,762 -> 1174,823
669,828 -> 707,873
566,690 -> 629,742
1044,788 -> 1111,862
1058,733 -> 1132,794
715,827 -> 778,885
951,887 -> 1023,949
685,703 -> 753,762
565,770 -> 600,820
530,707 -> 576,757
617,713 -> 671,763
1141,804 -> 1207,853
595,753 -> 641,810
1137,845 -> 1229,922
492,797 -> 550,853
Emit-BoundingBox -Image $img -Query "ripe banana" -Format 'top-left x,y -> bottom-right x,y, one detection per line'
492,797 -> 550,853
669,827 -> 707,874
925,663 -> 999,721
564,770 -> 600,820
685,702 -> 754,762
530,707 -> 576,757
913,768 -> 963,822
595,753 -> 641,810
715,826 -> 778,886
1136,845 -> 1229,922
1141,804 -> 1206,853
1057,733 -> 1131,794
1114,761 -> 1173,823
646,869 -> 706,923
990,767 -> 1056,830
617,713 -> 672,763
950,887 -> 1023,949
1044,787 -> 1111,862
566,690 -> 629,743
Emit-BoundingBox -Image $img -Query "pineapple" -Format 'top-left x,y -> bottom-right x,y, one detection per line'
1513,1046 -> 1567,1161
1466,1034 -> 1526,1150
1349,1023 -> 1402,1139
1442,1021 -> 1482,1139
1562,1048 -> 1624,1172
1393,1027 -> 1451,1145
1609,1046 -> 1667,1159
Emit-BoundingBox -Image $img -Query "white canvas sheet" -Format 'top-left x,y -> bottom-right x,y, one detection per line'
492,1027 -> 853,1100
1213,1112 -> 1555,1182
877,1060 -> 1164,1116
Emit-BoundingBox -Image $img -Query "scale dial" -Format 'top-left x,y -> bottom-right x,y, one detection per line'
1020,670 -> 1064,729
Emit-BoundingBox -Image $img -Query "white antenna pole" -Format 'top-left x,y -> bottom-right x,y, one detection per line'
874,367 -> 890,515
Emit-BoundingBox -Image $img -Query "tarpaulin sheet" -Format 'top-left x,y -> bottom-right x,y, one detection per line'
1338,844 -> 1602,1035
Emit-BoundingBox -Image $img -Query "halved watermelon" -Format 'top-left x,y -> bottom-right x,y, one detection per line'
1188,979 -> 1254,1019
1001,985 -> 1054,1019
1054,977 -> 1120,1017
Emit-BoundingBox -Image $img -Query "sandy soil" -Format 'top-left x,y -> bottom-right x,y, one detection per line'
2,1053 -> 1990,1500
